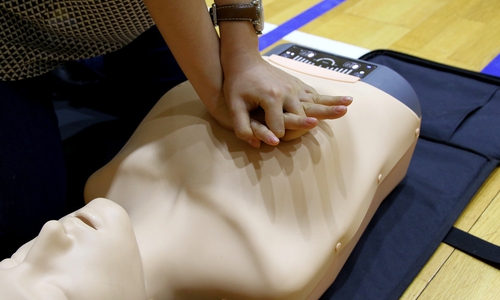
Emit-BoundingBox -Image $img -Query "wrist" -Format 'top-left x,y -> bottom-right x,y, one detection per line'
219,21 -> 261,69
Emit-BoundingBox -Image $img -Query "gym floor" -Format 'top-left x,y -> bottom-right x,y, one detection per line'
210,0 -> 500,299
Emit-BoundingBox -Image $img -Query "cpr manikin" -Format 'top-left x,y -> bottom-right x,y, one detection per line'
1,55 -> 421,300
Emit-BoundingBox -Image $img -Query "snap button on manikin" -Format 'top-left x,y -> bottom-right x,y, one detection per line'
377,174 -> 383,184
335,243 -> 342,253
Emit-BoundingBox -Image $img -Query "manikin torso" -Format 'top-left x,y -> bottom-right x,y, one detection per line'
84,56 -> 421,300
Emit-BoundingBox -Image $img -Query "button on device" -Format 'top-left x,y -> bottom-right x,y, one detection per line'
343,61 -> 360,69
316,57 -> 336,66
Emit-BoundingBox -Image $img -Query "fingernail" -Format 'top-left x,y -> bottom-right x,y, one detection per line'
305,117 -> 317,125
269,136 -> 280,145
342,96 -> 353,103
335,106 -> 347,113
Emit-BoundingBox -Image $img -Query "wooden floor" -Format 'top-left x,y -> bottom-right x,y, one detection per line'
259,0 -> 500,299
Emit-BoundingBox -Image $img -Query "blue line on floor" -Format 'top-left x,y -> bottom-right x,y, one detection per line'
259,0 -> 345,51
482,54 -> 500,78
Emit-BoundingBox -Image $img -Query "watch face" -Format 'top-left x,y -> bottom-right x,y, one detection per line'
253,0 -> 264,33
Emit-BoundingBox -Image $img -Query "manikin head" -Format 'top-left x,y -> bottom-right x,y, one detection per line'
0,198 -> 147,300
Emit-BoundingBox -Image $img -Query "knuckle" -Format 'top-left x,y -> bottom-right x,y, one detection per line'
310,94 -> 321,103
234,128 -> 251,140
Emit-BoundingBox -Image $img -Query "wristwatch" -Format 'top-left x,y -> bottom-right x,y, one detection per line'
209,0 -> 264,35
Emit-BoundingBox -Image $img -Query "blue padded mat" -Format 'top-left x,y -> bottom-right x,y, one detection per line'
321,50 -> 500,300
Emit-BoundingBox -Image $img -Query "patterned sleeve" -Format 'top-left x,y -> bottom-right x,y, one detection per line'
0,0 -> 155,80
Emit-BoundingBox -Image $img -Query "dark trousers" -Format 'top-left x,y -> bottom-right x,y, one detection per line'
0,26 -> 186,258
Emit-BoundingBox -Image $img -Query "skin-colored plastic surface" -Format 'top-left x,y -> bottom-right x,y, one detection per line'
1,57 -> 420,299
0,198 -> 147,300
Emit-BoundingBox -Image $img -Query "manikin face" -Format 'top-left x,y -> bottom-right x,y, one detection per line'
0,198 -> 147,300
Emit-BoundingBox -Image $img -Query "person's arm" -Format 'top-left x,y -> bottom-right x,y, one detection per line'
142,0 -> 223,115
215,0 -> 353,146
143,0 -> 351,147
216,0 -> 304,143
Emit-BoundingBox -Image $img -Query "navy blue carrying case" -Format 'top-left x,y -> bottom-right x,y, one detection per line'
320,49 -> 500,299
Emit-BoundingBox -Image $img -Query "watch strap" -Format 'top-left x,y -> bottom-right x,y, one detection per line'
213,4 -> 258,22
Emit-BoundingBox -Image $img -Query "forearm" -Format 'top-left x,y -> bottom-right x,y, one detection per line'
142,0 -> 223,110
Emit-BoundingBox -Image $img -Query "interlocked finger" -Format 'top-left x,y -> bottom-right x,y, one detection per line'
307,94 -> 353,105
300,95 -> 353,120
250,119 -> 280,146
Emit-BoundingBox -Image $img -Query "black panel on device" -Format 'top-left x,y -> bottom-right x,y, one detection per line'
264,43 -> 422,117
265,44 -> 378,79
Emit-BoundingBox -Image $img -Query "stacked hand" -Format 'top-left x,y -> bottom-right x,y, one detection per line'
212,53 -> 353,148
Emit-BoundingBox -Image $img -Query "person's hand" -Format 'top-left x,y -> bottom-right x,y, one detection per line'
210,78 -> 353,148
221,53 -> 352,147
